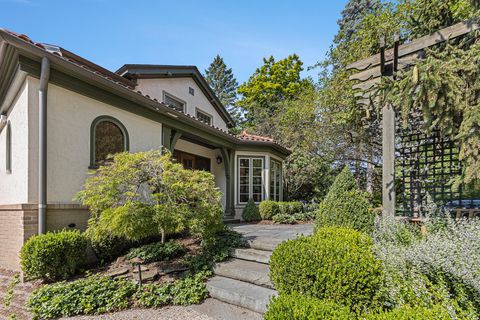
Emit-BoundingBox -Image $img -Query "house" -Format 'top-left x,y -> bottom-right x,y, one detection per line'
0,29 -> 290,271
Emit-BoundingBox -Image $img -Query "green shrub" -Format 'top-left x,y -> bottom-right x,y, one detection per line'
20,230 -> 87,281
89,234 -> 132,263
77,151 -> 223,246
242,198 -> 261,222
365,305 -> 457,320
259,200 -> 280,220
278,201 -> 303,215
265,293 -> 354,320
126,240 -> 185,263
315,166 -> 375,234
186,225 -> 245,272
27,275 -> 137,319
270,227 -> 383,314
272,213 -> 296,224
135,271 -> 210,308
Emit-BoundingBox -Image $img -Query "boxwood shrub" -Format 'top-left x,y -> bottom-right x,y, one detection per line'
259,200 -> 280,220
242,198 -> 261,222
315,166 -> 375,234
270,226 -> 383,314
20,230 -> 87,281
265,293 -> 354,320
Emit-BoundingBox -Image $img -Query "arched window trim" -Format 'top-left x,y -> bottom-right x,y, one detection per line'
6,121 -> 11,174
89,115 -> 129,169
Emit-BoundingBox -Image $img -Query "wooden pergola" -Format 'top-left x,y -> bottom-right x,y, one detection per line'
346,19 -> 480,217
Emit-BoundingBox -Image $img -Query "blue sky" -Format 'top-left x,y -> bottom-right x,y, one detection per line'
0,0 -> 347,83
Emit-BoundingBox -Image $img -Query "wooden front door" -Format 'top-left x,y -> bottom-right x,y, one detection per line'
181,153 -> 195,170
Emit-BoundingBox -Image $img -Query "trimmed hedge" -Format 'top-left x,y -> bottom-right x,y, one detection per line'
265,293 -> 354,320
20,230 -> 87,281
278,201 -> 303,215
242,198 -> 261,222
315,166 -> 375,234
270,227 -> 383,314
259,200 -> 280,220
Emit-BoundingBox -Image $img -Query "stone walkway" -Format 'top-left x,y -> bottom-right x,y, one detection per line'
206,223 -> 314,315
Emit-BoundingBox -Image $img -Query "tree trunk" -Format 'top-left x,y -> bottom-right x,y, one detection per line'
160,228 -> 166,244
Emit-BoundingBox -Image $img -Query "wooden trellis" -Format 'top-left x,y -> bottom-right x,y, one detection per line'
346,19 -> 480,217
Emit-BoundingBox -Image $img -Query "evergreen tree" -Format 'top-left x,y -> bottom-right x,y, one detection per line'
204,55 -> 241,124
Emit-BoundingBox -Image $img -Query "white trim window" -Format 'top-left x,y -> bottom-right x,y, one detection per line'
163,92 -> 185,112
238,157 -> 264,203
270,159 -> 282,201
196,108 -> 212,125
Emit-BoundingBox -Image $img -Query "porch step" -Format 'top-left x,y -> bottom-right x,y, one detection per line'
191,298 -> 263,320
206,276 -> 277,314
232,248 -> 271,264
245,237 -> 281,252
213,258 -> 273,289
222,218 -> 241,224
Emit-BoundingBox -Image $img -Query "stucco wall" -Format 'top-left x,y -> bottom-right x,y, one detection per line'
0,81 -> 30,205
136,78 -> 228,131
24,80 -> 164,204
174,139 -> 226,208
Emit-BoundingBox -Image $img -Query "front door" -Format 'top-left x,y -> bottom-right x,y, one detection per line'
182,153 -> 195,170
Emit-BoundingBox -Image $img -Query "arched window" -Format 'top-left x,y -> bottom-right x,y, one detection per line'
90,116 -> 129,168
6,121 -> 11,174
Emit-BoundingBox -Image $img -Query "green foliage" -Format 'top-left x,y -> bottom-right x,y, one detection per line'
28,273 -> 210,319
271,213 -> 296,224
76,151 -> 223,248
3,274 -> 19,307
237,54 -> 314,125
379,39 -> 480,186
365,304 -> 462,320
20,230 -> 87,281
265,293 -> 354,320
89,235 -> 132,263
204,55 -> 241,126
241,198 -> 261,222
278,201 -> 303,215
186,225 -> 244,273
316,166 -> 375,234
270,227 -> 383,314
125,240 -> 185,263
135,271 -> 210,307
259,200 -> 280,220
27,275 -> 137,319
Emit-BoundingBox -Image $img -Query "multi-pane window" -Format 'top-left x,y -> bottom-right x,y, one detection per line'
196,109 -> 212,125
239,157 -> 263,203
270,160 -> 282,201
164,93 -> 185,112
91,117 -> 128,168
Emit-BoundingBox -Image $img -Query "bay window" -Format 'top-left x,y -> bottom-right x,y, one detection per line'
238,157 -> 264,203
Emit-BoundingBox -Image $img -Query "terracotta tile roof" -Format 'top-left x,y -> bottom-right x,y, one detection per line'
0,29 -> 290,154
237,130 -> 275,142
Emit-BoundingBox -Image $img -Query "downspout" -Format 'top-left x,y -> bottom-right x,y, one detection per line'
38,57 -> 50,234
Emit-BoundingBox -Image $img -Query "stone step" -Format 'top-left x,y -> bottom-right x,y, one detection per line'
191,298 -> 263,320
232,248 -> 272,264
245,237 -> 282,252
206,276 -> 277,314
214,259 -> 273,289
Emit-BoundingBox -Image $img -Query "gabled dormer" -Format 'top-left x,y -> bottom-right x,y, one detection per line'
116,65 -> 235,131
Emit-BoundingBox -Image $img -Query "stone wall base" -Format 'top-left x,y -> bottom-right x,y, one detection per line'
0,203 -> 90,271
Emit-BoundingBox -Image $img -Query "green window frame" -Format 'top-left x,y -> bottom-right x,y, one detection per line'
238,157 -> 264,204
90,115 -> 129,169
270,159 -> 282,201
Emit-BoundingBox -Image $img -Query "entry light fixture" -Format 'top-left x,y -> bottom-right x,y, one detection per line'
216,156 -> 223,164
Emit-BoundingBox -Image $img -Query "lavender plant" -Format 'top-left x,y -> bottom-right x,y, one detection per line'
373,205 -> 480,318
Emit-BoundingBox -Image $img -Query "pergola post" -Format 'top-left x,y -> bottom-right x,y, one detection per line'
380,35 -> 398,217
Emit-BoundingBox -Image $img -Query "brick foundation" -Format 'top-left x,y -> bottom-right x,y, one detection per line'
0,204 -> 90,271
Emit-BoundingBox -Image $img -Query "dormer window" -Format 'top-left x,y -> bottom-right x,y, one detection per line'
196,108 -> 212,125
163,92 -> 185,112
